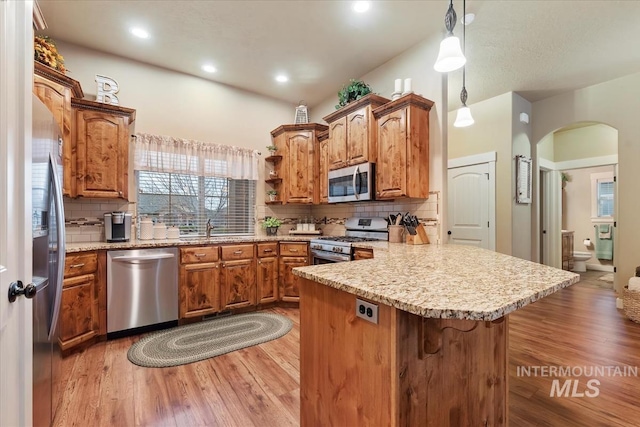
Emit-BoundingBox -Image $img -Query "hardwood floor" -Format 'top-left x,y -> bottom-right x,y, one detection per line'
53,275 -> 640,426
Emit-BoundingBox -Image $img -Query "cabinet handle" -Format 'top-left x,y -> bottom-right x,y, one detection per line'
118,190 -> 123,196
69,263 -> 85,269
263,249 -> 273,253
258,261 -> 261,264
233,250 -> 243,255
194,253 -> 206,257
289,249 -> 298,252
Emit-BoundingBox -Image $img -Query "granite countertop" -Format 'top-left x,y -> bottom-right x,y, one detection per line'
65,235 -> 316,253
293,243 -> 580,321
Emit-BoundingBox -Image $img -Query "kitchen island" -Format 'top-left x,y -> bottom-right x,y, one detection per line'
293,244 -> 579,426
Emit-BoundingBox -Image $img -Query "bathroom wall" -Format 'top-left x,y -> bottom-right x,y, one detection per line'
562,165 -> 615,271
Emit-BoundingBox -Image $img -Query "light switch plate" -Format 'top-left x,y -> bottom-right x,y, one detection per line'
355,298 -> 378,324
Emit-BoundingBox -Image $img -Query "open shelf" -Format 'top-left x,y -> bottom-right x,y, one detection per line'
266,200 -> 283,205
265,178 -> 282,184
265,155 -> 282,162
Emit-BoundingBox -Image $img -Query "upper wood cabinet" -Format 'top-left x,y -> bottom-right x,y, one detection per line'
33,62 -> 83,197
323,94 -> 389,171
270,124 -> 328,205
373,94 -> 433,200
72,98 -> 136,200
318,130 -> 329,204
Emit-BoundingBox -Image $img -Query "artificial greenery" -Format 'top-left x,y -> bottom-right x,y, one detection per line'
34,36 -> 67,74
266,190 -> 278,196
561,172 -> 570,183
266,145 -> 277,153
335,79 -> 372,109
262,216 -> 282,228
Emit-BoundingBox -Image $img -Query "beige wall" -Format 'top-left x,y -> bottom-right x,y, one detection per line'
532,71 -> 640,293
538,133 -> 554,161
562,165 -> 614,270
554,124 -> 618,162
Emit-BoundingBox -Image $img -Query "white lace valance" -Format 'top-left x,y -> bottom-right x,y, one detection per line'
133,133 -> 259,180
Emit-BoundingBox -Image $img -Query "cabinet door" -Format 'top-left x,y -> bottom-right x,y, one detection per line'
347,107 -> 369,166
319,138 -> 329,204
75,109 -> 129,199
279,256 -> 308,302
179,262 -> 220,318
257,256 -> 278,304
220,258 -> 256,310
60,274 -> 99,351
376,108 -> 407,199
286,131 -> 315,204
328,117 -> 347,170
353,248 -> 374,260
33,76 -> 75,197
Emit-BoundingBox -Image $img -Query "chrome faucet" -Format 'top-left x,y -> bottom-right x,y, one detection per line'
206,219 -> 214,238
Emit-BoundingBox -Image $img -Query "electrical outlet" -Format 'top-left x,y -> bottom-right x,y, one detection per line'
355,298 -> 378,324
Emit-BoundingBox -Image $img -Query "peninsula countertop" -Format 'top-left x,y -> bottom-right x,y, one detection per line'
293,243 -> 580,321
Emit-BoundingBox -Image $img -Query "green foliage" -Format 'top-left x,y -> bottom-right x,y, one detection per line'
561,172 -> 571,182
335,79 -> 372,109
266,190 -> 278,195
262,216 -> 282,228
266,145 -> 277,152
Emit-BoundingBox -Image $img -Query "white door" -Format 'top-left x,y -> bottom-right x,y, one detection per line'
447,163 -> 491,249
0,1 -> 33,425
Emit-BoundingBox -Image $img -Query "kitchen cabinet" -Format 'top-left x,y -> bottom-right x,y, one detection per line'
60,251 -> 104,352
257,243 -> 279,304
33,61 -> 83,197
373,94 -> 434,200
323,94 -> 389,171
179,246 -> 220,318
72,98 -> 136,200
353,248 -> 374,260
318,130 -> 329,204
279,242 -> 309,302
220,244 -> 256,310
270,124 -> 328,205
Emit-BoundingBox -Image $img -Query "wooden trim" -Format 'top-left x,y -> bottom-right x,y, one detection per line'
71,97 -> 136,121
322,93 -> 390,123
34,61 -> 84,98
96,251 -> 107,337
372,93 -> 434,118
32,1 -> 47,30
270,123 -> 328,137
317,129 -> 329,141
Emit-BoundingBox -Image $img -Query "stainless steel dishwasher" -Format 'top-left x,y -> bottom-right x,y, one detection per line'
107,247 -> 178,333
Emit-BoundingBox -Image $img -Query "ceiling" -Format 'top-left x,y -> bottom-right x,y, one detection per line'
37,1 -> 640,110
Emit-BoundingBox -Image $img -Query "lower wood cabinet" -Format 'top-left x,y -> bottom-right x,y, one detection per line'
179,246 -> 220,318
353,248 -> 374,260
279,256 -> 308,302
220,258 -> 257,310
257,256 -> 278,304
60,251 -> 103,352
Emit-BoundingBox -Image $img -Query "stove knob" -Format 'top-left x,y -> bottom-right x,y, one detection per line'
337,247 -> 343,253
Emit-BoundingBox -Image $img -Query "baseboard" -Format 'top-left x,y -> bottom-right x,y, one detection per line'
586,263 -> 614,272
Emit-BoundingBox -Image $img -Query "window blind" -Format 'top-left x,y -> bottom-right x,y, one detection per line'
597,181 -> 614,217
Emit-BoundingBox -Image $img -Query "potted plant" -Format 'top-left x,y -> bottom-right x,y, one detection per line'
267,189 -> 278,202
335,79 -> 372,110
266,145 -> 278,155
262,216 -> 282,236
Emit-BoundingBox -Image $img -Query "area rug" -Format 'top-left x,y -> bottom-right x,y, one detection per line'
599,273 -> 614,283
127,312 -> 292,368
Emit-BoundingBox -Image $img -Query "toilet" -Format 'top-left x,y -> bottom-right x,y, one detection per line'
572,251 -> 592,272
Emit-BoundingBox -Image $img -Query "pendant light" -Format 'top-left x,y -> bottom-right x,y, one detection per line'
434,0 -> 466,72
454,0 -> 474,127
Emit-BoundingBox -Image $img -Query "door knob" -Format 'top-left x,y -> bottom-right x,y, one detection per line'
447,231 -> 452,235
8,280 -> 36,303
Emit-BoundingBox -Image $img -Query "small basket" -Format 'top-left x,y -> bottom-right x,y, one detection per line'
623,287 -> 640,323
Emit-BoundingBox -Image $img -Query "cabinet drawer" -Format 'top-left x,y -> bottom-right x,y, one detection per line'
280,242 -> 308,256
221,244 -> 254,260
257,243 -> 278,258
180,246 -> 219,264
64,253 -> 98,278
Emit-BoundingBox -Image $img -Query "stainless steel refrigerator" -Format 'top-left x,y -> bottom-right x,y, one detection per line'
32,95 -> 65,427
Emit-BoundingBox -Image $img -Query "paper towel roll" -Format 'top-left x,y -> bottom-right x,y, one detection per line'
628,277 -> 640,291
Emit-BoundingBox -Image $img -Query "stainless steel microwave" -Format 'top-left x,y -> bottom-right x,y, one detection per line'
328,163 -> 374,203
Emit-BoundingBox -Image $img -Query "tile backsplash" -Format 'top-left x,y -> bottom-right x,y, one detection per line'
64,197 -> 135,243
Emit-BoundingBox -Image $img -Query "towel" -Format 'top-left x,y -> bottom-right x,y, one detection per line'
594,225 -> 613,260
629,277 -> 640,292
598,224 -> 611,239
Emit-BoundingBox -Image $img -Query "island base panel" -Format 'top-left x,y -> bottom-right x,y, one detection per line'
299,278 -> 507,427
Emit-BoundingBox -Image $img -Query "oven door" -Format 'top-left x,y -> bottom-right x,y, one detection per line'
328,163 -> 373,203
311,249 -> 351,264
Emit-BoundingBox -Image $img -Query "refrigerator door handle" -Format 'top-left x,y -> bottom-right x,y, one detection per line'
48,153 -> 65,341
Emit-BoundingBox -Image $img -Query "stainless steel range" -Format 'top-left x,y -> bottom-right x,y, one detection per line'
310,217 -> 388,264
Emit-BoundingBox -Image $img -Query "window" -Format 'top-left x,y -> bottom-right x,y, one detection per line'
590,171 -> 614,221
137,171 -> 256,236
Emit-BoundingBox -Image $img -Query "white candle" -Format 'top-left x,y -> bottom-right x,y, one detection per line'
404,78 -> 412,93
394,78 -> 402,93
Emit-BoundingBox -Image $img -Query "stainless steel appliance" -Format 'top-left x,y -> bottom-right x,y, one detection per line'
104,211 -> 131,242
107,248 -> 179,334
328,162 -> 375,203
31,95 -> 65,427
310,217 -> 388,264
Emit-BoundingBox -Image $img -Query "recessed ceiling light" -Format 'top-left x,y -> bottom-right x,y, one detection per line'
275,75 -> 289,83
353,1 -> 370,13
130,27 -> 149,39
202,64 -> 217,73
462,13 -> 475,25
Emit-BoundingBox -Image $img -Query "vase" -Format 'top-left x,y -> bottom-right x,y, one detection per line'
269,194 -> 277,202
266,227 -> 278,236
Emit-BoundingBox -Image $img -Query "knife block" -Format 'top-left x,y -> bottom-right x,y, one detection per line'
405,224 -> 429,245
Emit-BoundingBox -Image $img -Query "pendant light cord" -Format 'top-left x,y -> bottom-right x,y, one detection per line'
461,0 -> 468,106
